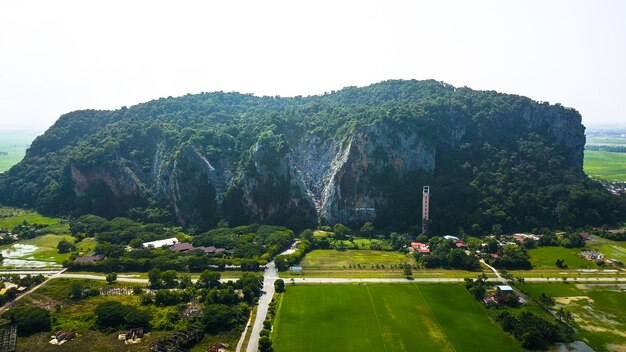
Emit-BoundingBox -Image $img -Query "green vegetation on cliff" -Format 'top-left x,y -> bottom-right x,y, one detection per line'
1,80 -> 624,233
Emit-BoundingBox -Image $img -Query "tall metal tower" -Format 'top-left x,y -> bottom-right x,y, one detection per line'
422,186 -> 430,234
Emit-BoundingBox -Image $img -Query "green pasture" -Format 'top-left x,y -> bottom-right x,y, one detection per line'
584,150 -> 626,181
272,284 -> 520,352
299,249 -> 415,269
527,246 -> 594,269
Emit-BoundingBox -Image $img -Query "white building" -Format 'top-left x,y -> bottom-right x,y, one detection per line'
142,237 -> 178,249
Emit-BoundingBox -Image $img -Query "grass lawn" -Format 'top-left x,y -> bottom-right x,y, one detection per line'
527,246 -> 595,269
272,284 -> 520,352
584,150 -> 626,181
299,249 -> 415,268
521,283 -> 626,351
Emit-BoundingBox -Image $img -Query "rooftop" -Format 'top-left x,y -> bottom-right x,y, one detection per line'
143,237 -> 178,249
74,254 -> 105,263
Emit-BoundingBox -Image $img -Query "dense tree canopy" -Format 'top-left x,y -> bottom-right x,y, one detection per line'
1,80 -> 624,233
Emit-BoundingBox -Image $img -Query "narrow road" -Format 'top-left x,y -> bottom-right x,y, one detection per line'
0,268 -> 67,313
480,259 -> 507,283
245,243 -> 298,352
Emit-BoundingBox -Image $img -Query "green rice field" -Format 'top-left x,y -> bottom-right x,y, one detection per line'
584,150 -> 626,182
272,284 -> 521,352
299,249 -> 415,268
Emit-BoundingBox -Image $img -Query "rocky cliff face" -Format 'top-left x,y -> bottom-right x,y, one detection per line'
0,80 -> 593,231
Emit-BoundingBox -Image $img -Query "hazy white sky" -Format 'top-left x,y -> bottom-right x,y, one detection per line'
0,0 -> 625,132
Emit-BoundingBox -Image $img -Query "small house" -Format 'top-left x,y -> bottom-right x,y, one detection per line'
199,246 -> 216,254
455,242 -> 468,250
74,254 -> 105,264
170,242 -> 194,252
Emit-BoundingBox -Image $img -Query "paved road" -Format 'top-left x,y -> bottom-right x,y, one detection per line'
244,243 -> 298,352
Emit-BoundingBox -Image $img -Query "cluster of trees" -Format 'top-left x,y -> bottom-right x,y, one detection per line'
489,245 -> 531,269
585,145 -> 626,153
1,305 -> 51,336
0,221 -> 51,246
592,228 -> 626,241
66,218 -> 294,274
464,274 -> 490,300
191,224 -> 294,260
497,311 -> 571,349
57,239 -> 76,253
95,301 -> 150,330
0,274 -> 45,306
202,273 -> 263,334
70,214 -> 182,247
533,229 -> 586,248
66,251 -> 265,273
2,80 -> 625,233
415,237 -> 480,270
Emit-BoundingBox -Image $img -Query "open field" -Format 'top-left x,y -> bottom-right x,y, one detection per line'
272,284 -> 521,352
0,206 -> 66,229
520,283 -> 626,351
299,249 -> 415,268
587,136 -> 626,146
584,150 -> 626,181
527,246 -> 595,269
